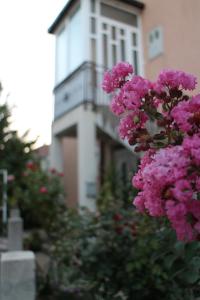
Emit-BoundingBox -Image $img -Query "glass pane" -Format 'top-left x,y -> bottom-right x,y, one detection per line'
120,40 -> 126,61
103,34 -> 108,68
68,7 -> 83,72
91,17 -> 96,34
101,3 -> 138,27
90,0 -> 96,13
91,38 -> 96,62
56,27 -> 68,83
112,44 -> 117,66
102,23 -> 107,30
132,33 -> 137,46
120,29 -> 125,36
112,26 -> 116,40
133,50 -> 139,75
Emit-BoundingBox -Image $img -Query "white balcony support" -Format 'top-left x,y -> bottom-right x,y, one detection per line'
50,134 -> 63,173
77,109 -> 97,211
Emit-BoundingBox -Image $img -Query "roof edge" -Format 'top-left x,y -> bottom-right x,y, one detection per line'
48,0 -> 145,34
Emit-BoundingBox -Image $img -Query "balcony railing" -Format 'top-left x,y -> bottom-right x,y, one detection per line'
54,62 -> 111,119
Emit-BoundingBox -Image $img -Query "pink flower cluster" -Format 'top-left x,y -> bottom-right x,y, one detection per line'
102,62 -> 200,241
118,111 -> 148,140
171,94 -> 200,133
157,69 -> 197,91
110,76 -> 152,116
133,135 -> 200,241
102,62 -> 133,93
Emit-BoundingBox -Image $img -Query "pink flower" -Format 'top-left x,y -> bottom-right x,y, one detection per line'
7,175 -> 15,182
183,134 -> 200,165
102,62 -> 133,93
133,192 -> 145,213
171,95 -> 200,133
132,144 -> 200,241
39,186 -> 48,194
171,179 -> 193,202
110,93 -> 126,116
158,69 -> 197,90
118,111 -> 148,140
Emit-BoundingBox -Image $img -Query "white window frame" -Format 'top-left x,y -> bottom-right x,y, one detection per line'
88,0 -> 144,76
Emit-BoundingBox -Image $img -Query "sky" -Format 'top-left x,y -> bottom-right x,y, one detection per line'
0,0 -> 68,147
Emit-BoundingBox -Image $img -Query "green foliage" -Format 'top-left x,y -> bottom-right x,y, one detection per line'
47,208 -> 200,300
0,103 -> 34,179
0,95 -> 65,232
97,164 -> 138,211
15,165 -> 65,230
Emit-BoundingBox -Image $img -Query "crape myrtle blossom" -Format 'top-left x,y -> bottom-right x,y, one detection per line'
171,94 -> 200,133
102,62 -> 133,93
158,69 -> 197,91
102,62 -> 200,241
118,111 -> 148,140
133,139 -> 200,241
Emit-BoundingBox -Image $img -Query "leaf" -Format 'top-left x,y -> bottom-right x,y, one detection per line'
164,254 -> 177,269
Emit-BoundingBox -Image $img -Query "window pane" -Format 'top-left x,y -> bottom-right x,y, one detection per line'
102,23 -> 107,30
56,27 -> 68,83
91,17 -> 96,34
103,34 -> 108,67
90,0 -> 96,13
120,29 -> 125,36
101,3 -> 138,27
68,7 -> 83,72
132,33 -> 137,46
120,39 -> 126,61
133,50 -> 139,75
91,38 -> 96,62
112,44 -> 117,66
112,26 -> 116,40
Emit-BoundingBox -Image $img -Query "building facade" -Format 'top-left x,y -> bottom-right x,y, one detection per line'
49,0 -> 200,210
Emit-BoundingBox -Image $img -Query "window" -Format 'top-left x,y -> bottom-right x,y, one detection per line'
56,27 -> 68,83
91,38 -> 96,62
101,3 -> 138,27
68,6 -> 83,72
148,27 -> 163,60
91,17 -> 96,34
90,0 -> 96,13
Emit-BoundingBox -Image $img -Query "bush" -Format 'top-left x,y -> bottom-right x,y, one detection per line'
47,207 -> 200,300
14,164 -> 65,230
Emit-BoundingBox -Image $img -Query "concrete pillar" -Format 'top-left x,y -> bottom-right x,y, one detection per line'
0,251 -> 35,300
78,109 -> 97,211
50,134 -> 63,172
8,209 -> 23,251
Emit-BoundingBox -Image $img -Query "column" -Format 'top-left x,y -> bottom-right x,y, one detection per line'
50,134 -> 63,173
78,109 -> 97,211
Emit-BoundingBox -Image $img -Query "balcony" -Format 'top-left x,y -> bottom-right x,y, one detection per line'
54,61 -> 111,119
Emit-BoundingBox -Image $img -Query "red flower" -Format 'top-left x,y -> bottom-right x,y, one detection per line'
39,186 -> 48,194
58,172 -> 64,177
113,213 -> 123,222
115,226 -> 124,235
50,168 -> 57,174
26,162 -> 37,171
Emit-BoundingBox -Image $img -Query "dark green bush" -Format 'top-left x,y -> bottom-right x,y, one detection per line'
47,207 -> 200,300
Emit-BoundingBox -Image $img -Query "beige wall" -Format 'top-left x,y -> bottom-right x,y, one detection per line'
142,0 -> 200,86
62,137 -> 78,208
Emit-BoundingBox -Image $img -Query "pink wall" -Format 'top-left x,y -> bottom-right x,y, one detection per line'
142,0 -> 200,86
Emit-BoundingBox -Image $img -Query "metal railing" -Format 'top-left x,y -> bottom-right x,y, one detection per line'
54,62 -> 111,119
